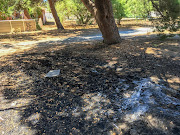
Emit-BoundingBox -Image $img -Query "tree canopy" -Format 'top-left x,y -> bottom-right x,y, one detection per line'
0,0 -> 45,19
55,0 -> 92,24
0,0 -> 15,19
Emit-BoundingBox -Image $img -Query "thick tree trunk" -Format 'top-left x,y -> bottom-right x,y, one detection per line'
81,0 -> 121,44
95,0 -> 121,44
48,0 -> 64,30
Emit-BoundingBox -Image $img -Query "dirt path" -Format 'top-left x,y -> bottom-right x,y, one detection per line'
0,29 -> 180,135
0,27 -> 153,57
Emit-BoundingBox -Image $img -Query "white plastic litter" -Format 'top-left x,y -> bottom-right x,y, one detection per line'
118,78 -> 180,122
45,69 -> 60,77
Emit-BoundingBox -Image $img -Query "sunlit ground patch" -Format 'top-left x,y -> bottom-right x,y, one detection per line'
81,93 -> 113,123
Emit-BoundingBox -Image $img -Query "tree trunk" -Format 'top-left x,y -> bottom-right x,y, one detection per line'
24,9 -> 31,19
81,0 -> 121,44
118,18 -> 121,25
48,0 -> 64,30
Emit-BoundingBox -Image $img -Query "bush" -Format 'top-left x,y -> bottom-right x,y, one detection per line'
150,0 -> 180,37
36,20 -> 42,30
55,0 -> 92,25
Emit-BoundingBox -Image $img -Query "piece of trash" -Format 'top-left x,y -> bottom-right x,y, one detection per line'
91,69 -> 98,73
11,101 -> 17,106
0,116 -> 4,121
90,69 -> 99,76
113,123 -> 120,131
45,69 -> 60,77
116,68 -> 123,72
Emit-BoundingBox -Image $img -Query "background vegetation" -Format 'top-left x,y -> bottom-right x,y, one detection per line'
0,0 -> 179,33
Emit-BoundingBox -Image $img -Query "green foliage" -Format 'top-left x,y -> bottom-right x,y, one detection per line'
36,20 -> 42,30
0,0 -> 45,20
29,6 -> 42,18
55,0 -> 75,22
111,0 -> 153,24
72,0 -> 92,25
14,0 -> 31,11
13,0 -> 43,10
55,0 -> 92,25
112,0 -> 126,24
13,0 -> 45,19
125,0 -> 153,18
0,0 -> 15,19
0,0 -> 45,31
150,0 -> 180,34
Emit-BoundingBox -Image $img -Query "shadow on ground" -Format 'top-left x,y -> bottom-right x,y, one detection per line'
0,36 -> 180,135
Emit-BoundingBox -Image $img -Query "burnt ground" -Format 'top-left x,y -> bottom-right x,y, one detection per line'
0,30 -> 180,135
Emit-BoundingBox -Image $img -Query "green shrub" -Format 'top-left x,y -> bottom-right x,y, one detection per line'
150,0 -> 180,38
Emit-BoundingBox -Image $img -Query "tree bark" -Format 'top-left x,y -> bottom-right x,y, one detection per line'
24,9 -> 31,19
48,0 -> 64,30
81,0 -> 121,44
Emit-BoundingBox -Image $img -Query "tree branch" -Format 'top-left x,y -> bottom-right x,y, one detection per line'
81,0 -> 96,16
150,0 -> 165,18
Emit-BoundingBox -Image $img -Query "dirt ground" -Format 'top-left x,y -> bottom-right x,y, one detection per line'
0,21 -> 180,135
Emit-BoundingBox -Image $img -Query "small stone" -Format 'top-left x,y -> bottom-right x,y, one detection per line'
11,101 -> 17,106
90,69 -> 99,76
115,88 -> 120,93
116,68 -> 123,72
45,69 -> 60,77
91,69 -> 98,73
